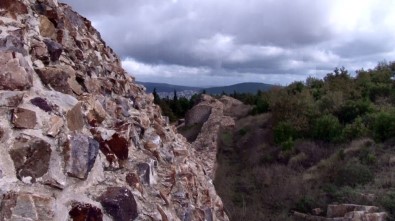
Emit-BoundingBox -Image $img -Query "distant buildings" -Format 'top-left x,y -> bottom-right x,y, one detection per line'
157,90 -> 200,100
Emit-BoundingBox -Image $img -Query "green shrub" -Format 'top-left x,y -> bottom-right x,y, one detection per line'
220,131 -> 233,146
294,196 -> 314,213
380,191 -> 395,221
274,121 -> 296,144
373,111 -> 395,141
281,137 -> 294,151
358,147 -> 377,165
238,128 -> 248,136
336,100 -> 372,124
334,162 -> 373,187
312,115 -> 342,142
342,117 -> 369,141
252,98 -> 269,114
323,184 -> 358,203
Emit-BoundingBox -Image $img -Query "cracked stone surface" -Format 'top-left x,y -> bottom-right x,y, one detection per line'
0,0 -> 229,220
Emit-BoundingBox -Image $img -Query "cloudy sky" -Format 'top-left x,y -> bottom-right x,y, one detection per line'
60,0 -> 395,86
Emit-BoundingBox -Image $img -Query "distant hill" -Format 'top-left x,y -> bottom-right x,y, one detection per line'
137,81 -> 202,93
204,82 -> 275,94
138,81 -> 276,94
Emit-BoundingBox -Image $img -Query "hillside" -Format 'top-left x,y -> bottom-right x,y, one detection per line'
212,64 -> 395,220
205,82 -> 275,94
137,81 -> 202,93
138,81 -> 275,94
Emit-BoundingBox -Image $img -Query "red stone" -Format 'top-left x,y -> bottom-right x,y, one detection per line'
99,187 -> 138,221
69,203 -> 103,221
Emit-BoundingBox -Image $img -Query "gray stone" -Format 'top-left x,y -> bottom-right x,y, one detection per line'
65,134 -> 99,180
137,161 -> 156,186
12,108 -> 37,129
43,39 -> 62,62
0,192 -> 54,221
10,135 -> 52,183
99,187 -> 138,221
185,105 -> 212,126
0,35 -> 27,55
0,91 -> 24,107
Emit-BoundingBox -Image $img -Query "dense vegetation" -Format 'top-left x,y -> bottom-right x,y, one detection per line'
213,61 -> 395,220
152,89 -> 201,122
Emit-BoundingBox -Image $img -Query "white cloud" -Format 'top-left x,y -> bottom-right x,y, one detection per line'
61,0 -> 395,86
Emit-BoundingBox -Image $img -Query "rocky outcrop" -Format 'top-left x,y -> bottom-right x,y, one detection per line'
185,95 -> 251,179
293,204 -> 387,221
0,0 -> 228,220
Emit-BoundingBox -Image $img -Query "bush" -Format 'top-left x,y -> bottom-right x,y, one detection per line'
312,115 -> 342,142
342,117 -> 369,141
294,196 -> 314,213
238,128 -> 248,136
334,162 -> 373,187
373,111 -> 395,141
251,98 -> 269,115
380,191 -> 395,221
281,137 -> 295,151
336,100 -> 372,124
274,121 -> 296,145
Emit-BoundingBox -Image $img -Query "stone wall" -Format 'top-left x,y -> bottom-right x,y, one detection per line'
293,204 -> 387,221
186,95 -> 251,179
0,0 -> 229,220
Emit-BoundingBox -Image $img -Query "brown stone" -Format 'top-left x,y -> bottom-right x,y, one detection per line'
30,39 -> 48,61
0,51 -> 33,91
35,66 -> 73,94
144,141 -> 158,152
66,103 -> 84,131
64,134 -> 100,180
12,108 -> 37,129
46,115 -> 64,137
39,15 -> 56,39
0,91 -> 24,107
99,187 -> 138,221
10,135 -> 51,183
32,194 -> 56,220
68,76 -> 84,95
126,172 -> 139,187
69,202 -> 103,221
86,101 -> 107,126
0,0 -> 28,19
126,172 -> 143,194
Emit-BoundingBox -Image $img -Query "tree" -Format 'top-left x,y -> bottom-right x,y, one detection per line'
153,88 -> 160,104
312,114 -> 342,142
173,89 -> 178,101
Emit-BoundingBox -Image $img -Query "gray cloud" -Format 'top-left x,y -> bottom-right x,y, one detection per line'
60,0 -> 395,86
